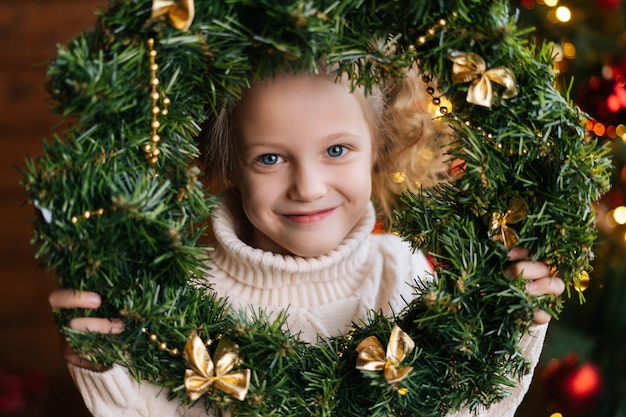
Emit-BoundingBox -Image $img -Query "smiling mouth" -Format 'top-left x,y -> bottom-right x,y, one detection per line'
283,208 -> 335,224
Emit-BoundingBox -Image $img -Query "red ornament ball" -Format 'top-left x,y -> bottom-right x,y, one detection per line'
542,354 -> 603,416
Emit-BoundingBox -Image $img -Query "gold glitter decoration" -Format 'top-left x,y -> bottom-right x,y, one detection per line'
574,270 -> 590,292
183,332 -> 251,402
488,196 -> 528,250
150,0 -> 195,31
356,325 -> 415,390
449,51 -> 519,108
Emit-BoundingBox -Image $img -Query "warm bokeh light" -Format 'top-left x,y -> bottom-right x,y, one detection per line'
602,64 -> 614,80
545,0 -> 559,6
547,10 -> 558,23
613,205 -> 626,224
550,413 -> 563,417
555,6 -> 572,22
617,124 -> 626,140
570,364 -> 603,397
593,122 -> 606,137
607,94 -> 621,112
607,125 -> 617,138
562,42 -> 576,59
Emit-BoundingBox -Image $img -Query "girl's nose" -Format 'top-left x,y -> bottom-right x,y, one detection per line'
288,163 -> 327,202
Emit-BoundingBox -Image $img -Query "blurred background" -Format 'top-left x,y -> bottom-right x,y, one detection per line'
0,0 -> 624,416
514,1 -> 626,416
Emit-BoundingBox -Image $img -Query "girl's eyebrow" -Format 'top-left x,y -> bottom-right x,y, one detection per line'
243,131 -> 364,149
325,131 -> 363,140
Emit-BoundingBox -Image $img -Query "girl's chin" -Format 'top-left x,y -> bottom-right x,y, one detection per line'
281,240 -> 342,258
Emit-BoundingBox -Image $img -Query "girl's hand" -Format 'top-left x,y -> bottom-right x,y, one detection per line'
506,247 -> 565,325
48,289 -> 124,371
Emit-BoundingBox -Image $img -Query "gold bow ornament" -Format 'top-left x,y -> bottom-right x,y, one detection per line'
488,196 -> 529,250
448,51 -> 519,108
150,0 -> 195,31
356,325 -> 415,392
183,332 -> 251,402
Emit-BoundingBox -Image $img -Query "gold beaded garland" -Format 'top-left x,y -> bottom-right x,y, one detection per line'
142,327 -> 181,357
70,208 -> 105,224
145,38 -> 170,165
415,17 -> 447,46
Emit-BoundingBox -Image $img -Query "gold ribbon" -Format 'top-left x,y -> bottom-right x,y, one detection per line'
183,332 -> 251,402
150,0 -> 195,31
356,325 -> 415,388
488,196 -> 528,250
449,51 -> 519,107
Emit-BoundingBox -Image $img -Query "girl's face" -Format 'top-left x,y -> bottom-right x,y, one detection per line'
233,73 -> 373,257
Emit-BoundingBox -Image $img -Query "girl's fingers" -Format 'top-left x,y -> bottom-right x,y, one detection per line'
68,317 -> 125,334
50,288 -> 124,334
506,260 -> 551,281
50,289 -> 122,371
526,276 -> 565,297
506,247 -> 565,325
527,277 -> 565,325
49,289 -> 101,309
532,309 -> 552,325
60,338 -> 105,371
507,247 -> 529,261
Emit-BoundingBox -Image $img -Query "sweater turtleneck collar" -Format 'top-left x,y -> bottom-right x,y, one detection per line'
207,200 -> 376,307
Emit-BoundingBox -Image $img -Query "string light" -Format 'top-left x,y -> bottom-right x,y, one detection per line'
586,119 -> 624,140
555,6 -> 572,22
562,42 -> 576,59
613,206 -> 626,225
593,123 -> 606,137
617,124 -> 626,142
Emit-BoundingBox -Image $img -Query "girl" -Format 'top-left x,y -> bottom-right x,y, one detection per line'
49,71 -> 564,416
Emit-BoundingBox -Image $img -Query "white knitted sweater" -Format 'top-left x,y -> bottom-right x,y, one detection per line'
69,201 -> 547,417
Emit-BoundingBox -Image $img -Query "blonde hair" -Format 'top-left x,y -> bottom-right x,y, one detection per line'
373,72 -> 453,229
200,70 -> 453,231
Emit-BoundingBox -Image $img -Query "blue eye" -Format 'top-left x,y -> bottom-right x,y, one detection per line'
327,145 -> 347,158
259,154 -> 281,165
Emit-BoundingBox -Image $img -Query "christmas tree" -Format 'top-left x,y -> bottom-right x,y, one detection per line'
516,0 -> 626,416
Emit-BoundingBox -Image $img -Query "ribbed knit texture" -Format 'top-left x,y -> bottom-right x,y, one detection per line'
206,201 -> 426,341
208,199 -> 375,308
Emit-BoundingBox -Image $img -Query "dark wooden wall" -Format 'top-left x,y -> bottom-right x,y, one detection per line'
0,1 -> 105,415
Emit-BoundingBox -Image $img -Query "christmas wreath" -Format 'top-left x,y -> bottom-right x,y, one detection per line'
22,0 -> 611,416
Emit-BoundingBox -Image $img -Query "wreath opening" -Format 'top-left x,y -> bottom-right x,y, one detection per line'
22,0 -> 611,416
